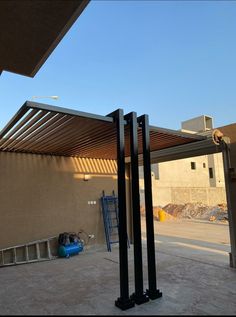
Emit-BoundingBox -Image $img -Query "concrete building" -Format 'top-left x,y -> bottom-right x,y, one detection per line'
140,115 -> 226,207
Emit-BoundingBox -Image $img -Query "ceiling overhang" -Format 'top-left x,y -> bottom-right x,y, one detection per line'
0,0 -> 90,77
0,102 -> 206,160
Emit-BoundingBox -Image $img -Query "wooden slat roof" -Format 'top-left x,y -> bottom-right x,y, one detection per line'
0,101 -> 206,160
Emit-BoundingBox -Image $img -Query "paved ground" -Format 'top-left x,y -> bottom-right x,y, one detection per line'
0,218 -> 236,315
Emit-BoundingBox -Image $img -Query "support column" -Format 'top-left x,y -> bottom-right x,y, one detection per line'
221,140 -> 236,268
108,109 -> 135,310
138,114 -> 162,300
125,112 -> 149,305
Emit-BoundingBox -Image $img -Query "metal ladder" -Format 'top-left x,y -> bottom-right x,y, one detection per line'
101,191 -> 130,252
0,236 -> 58,267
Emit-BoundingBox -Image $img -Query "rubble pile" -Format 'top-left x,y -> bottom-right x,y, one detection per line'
140,205 -> 176,221
162,202 -> 228,222
153,206 -> 176,221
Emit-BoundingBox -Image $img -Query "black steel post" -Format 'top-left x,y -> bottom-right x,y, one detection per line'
124,112 -> 149,305
220,140 -> 236,268
108,109 -> 135,310
138,114 -> 162,300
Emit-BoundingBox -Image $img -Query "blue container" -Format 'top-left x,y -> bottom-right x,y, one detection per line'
58,242 -> 84,258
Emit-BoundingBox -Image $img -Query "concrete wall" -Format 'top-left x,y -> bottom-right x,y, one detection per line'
140,180 -> 226,207
139,153 -> 226,207
0,152 -> 120,249
140,157 -> 227,207
151,186 -> 226,207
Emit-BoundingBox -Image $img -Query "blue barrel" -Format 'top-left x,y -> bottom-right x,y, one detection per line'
58,242 -> 84,258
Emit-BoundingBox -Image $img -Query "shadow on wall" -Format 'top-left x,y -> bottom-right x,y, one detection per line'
0,152 -> 118,249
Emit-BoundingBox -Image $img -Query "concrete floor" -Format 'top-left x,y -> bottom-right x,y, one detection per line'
0,218 -> 236,315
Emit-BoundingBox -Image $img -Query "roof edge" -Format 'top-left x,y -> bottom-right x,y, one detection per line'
30,0 -> 90,77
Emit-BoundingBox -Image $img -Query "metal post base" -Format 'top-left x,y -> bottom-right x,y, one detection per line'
130,292 -> 149,305
229,252 -> 236,268
115,297 -> 135,310
146,289 -> 163,300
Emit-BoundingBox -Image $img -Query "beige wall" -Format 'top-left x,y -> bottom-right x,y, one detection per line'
140,181 -> 226,207
152,186 -> 226,206
0,152 -> 120,249
139,153 -> 226,207
153,154 -> 225,188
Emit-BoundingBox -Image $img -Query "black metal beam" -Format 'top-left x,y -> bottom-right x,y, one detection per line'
138,114 -> 162,300
124,112 -> 149,305
27,101 -> 115,123
149,138 -> 223,164
107,109 -> 135,310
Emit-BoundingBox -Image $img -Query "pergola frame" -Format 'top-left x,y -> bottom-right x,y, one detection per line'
3,101 -> 226,310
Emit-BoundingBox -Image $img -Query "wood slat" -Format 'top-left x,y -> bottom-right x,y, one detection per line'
2,111 -> 48,150
0,104 -> 205,160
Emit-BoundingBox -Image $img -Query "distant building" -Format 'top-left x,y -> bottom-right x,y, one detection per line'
139,115 -> 226,207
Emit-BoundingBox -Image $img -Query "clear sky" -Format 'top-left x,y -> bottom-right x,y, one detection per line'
0,0 -> 236,131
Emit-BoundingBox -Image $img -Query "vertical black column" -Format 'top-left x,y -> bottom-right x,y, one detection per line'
124,112 -> 149,305
108,109 -> 135,310
138,114 -> 162,300
220,140 -> 236,268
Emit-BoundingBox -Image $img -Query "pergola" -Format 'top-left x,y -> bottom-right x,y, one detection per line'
1,0 -> 236,311
0,101 -> 209,309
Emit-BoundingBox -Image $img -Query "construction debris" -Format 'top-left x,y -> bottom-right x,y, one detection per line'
141,205 -> 176,221
162,202 -> 228,222
154,207 -> 176,221
141,202 -> 228,222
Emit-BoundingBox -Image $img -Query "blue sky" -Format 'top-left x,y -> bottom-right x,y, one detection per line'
0,0 -> 236,131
